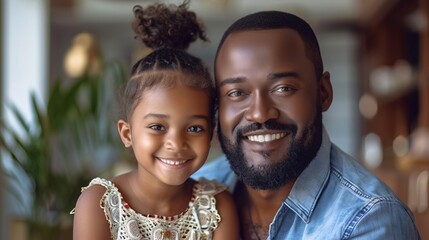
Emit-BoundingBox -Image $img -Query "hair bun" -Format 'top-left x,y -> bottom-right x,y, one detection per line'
132,1 -> 208,50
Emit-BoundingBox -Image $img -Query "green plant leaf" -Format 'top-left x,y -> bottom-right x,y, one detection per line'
1,59 -> 127,227
4,102 -> 31,134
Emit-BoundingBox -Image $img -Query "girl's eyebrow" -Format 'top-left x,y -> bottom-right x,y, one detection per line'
144,113 -> 168,119
267,72 -> 299,81
144,113 -> 210,122
191,115 -> 210,122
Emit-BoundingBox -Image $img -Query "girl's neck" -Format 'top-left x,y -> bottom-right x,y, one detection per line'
127,170 -> 194,217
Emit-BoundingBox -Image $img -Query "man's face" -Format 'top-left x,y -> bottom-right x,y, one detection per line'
215,28 -> 331,190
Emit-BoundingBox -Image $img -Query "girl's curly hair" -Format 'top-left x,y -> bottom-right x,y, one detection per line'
132,0 -> 207,50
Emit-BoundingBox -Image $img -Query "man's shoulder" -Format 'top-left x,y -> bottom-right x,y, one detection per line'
192,155 -> 237,192
292,144 -> 420,239
329,144 -> 396,197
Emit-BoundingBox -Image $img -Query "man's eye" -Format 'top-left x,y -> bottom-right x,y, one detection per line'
149,124 -> 165,131
227,90 -> 244,97
274,86 -> 295,93
188,125 -> 204,133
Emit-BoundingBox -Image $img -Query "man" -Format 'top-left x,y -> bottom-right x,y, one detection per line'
193,10 -> 420,239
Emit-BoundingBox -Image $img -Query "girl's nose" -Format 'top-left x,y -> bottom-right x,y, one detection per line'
164,131 -> 188,151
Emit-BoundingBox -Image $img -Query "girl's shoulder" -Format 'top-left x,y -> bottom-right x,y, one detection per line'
83,177 -> 127,211
73,177 -> 121,214
71,178 -> 113,239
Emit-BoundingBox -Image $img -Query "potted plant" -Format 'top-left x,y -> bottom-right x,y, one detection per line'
0,60 -> 127,239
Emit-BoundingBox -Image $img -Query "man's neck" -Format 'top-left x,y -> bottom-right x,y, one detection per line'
234,180 -> 295,240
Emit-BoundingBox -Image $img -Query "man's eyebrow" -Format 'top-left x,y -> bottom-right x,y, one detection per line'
267,72 -> 299,81
218,76 -> 245,87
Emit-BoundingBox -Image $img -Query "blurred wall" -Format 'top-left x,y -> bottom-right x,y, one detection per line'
320,29 -> 360,157
1,0 -> 48,239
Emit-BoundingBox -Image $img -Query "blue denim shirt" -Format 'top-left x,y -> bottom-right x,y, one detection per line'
192,129 -> 420,239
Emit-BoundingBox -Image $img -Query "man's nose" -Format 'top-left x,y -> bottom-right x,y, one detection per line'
244,93 -> 279,123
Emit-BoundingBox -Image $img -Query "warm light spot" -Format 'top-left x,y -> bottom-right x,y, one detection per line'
393,135 -> 409,157
359,93 -> 378,119
63,33 -> 99,78
362,133 -> 382,169
64,45 -> 88,78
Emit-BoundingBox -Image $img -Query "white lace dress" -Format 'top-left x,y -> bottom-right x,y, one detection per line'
81,177 -> 227,240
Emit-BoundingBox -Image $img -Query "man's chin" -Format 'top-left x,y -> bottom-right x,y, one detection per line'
242,153 -> 272,167
243,148 -> 290,167
239,165 -> 287,190
225,142 -> 314,190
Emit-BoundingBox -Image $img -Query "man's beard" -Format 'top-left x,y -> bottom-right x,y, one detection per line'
218,108 -> 323,190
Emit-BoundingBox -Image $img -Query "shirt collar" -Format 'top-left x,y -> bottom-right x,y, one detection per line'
284,127 -> 331,223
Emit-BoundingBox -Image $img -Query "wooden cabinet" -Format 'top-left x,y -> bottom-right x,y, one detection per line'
359,0 -> 429,238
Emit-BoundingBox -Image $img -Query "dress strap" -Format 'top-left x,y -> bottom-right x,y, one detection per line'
82,177 -> 115,191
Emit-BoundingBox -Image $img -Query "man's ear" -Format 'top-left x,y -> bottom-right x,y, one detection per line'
118,120 -> 132,148
319,71 -> 333,112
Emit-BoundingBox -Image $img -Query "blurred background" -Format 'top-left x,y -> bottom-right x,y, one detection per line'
1,0 -> 429,239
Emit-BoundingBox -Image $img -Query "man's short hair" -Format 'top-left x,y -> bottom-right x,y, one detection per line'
216,11 -> 323,80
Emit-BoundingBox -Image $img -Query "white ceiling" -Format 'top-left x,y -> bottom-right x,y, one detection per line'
56,0 -> 360,27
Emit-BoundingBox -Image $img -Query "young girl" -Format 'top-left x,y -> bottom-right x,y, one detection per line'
72,1 -> 239,239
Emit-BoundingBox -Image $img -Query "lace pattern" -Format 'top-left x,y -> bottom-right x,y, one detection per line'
82,177 -> 227,240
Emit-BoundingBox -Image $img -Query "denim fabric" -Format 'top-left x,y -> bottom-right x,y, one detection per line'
192,129 -> 420,239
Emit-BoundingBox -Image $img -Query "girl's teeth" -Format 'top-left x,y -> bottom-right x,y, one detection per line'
159,159 -> 188,166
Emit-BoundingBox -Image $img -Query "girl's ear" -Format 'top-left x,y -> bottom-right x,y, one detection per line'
118,120 -> 132,148
319,71 -> 333,112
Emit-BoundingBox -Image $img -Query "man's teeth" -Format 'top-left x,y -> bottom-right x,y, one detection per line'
159,159 -> 188,166
247,133 -> 286,143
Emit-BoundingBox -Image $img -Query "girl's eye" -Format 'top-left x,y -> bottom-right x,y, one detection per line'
188,125 -> 204,133
149,124 -> 165,131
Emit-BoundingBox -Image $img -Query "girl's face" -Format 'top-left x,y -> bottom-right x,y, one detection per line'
118,79 -> 212,186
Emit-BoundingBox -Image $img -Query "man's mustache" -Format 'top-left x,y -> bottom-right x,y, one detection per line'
237,119 -> 297,136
